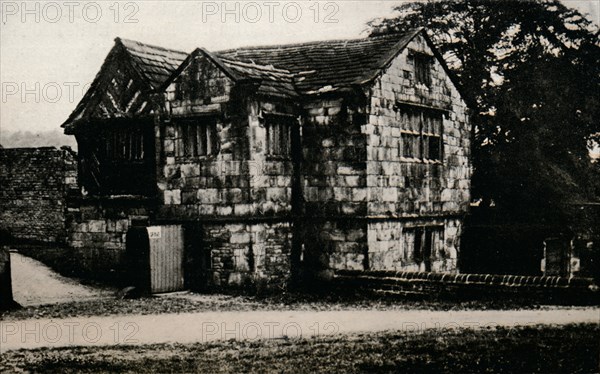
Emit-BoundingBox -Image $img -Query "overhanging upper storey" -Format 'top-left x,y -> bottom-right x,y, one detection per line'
61,38 -> 188,134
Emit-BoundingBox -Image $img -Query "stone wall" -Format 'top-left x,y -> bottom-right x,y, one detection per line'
302,97 -> 368,217
0,147 -> 77,244
203,221 -> 292,290
159,55 -> 297,289
367,217 -> 461,273
301,35 -> 470,277
355,35 -> 469,274
334,269 -> 599,304
303,217 -> 462,278
300,96 -> 369,279
302,220 -> 367,280
365,34 -> 470,218
65,197 -> 150,282
246,99 -> 295,217
158,97 -> 295,220
167,52 -> 234,118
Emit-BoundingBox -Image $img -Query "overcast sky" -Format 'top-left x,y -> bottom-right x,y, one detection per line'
1,0 -> 598,137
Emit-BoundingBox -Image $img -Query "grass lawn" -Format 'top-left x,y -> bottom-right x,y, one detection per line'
1,324 -> 598,373
0,290 -> 558,321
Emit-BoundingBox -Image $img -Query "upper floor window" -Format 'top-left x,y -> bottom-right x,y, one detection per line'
399,106 -> 443,162
106,127 -> 144,161
176,118 -> 219,158
265,116 -> 292,158
411,52 -> 433,86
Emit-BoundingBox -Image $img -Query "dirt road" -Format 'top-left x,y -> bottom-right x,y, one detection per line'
9,252 -> 112,307
1,307 -> 598,352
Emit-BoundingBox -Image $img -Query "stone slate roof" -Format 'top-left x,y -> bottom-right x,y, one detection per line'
64,28 -> 453,129
163,47 -> 300,99
118,38 -> 189,89
215,29 -> 422,95
147,28 -> 423,97
113,30 -> 425,100
219,57 -> 298,98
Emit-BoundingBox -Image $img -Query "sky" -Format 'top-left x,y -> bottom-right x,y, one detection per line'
1,0 -> 598,139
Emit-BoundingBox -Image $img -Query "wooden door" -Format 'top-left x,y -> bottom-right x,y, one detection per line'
148,225 -> 185,293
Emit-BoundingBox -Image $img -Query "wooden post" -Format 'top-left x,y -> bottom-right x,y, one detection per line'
0,246 -> 14,310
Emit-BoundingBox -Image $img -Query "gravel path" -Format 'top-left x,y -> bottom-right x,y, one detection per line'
9,252 -> 113,307
1,308 -> 598,352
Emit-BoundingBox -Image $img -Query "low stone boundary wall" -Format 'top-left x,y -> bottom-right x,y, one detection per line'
334,270 -> 599,304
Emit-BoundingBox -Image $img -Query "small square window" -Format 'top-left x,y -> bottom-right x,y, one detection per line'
266,120 -> 291,158
176,119 -> 218,158
413,54 -> 432,86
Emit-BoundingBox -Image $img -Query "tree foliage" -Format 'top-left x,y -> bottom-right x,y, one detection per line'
368,0 -> 600,226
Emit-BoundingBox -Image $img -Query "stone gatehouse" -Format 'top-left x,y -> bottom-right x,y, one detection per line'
62,28 -> 471,290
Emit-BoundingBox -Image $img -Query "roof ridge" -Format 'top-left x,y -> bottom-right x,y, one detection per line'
116,37 -> 189,56
220,57 -> 293,74
115,37 -> 190,90
115,29 -> 419,58
214,30 -> 420,54
115,38 -> 159,89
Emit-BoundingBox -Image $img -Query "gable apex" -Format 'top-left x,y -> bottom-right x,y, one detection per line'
353,28 -> 424,86
161,47 -> 245,92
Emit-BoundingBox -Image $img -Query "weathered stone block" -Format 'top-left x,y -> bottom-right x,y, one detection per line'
337,166 -> 355,175
266,188 -> 287,203
115,220 -> 129,233
164,189 -> 182,205
234,204 -> 254,216
88,220 -> 106,233
346,253 -> 365,270
381,188 -> 398,202
216,206 -> 233,215
230,232 -> 251,244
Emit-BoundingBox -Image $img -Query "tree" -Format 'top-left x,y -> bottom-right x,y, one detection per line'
368,0 -> 600,226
